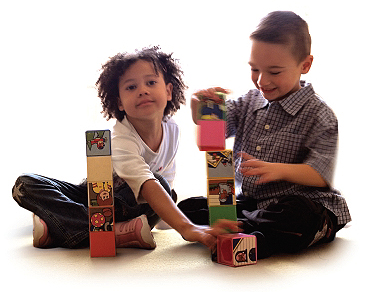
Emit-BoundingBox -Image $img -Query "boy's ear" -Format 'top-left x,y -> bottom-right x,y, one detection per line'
166,83 -> 173,101
301,55 -> 313,74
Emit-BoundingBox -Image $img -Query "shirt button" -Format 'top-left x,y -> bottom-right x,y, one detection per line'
244,191 -> 249,196
256,146 -> 261,151
264,125 -> 270,130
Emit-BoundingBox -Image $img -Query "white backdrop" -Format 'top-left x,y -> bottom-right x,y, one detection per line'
2,0 -> 364,221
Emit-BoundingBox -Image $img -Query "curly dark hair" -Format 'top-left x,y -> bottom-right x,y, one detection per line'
96,46 -> 187,121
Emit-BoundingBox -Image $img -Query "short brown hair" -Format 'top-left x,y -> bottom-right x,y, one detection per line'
250,11 -> 311,63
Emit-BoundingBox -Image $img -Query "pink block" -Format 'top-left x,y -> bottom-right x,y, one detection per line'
217,233 -> 257,267
197,120 -> 225,151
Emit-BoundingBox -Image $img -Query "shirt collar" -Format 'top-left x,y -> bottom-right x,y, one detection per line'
253,81 -> 315,116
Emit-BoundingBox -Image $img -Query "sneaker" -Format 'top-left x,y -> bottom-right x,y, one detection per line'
115,215 -> 156,249
33,214 -> 52,248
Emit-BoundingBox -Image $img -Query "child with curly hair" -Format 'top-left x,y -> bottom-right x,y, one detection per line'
12,46 -> 239,250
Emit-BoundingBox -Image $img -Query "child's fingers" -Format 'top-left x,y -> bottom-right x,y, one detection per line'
209,219 -> 243,237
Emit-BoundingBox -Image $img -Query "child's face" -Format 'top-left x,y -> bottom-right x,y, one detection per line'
249,40 -> 313,101
118,59 -> 173,122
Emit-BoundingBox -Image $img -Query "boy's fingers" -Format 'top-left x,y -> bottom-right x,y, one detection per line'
238,151 -> 256,161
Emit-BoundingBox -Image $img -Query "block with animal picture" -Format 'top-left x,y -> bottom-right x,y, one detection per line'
206,150 -> 234,179
207,178 -> 236,206
86,130 -> 111,157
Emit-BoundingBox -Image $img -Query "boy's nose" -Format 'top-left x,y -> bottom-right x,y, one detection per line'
258,73 -> 270,86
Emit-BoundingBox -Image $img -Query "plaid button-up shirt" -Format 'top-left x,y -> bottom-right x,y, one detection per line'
226,82 -> 351,225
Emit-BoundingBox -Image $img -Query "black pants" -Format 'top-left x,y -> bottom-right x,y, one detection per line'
178,195 -> 341,259
12,173 -> 176,248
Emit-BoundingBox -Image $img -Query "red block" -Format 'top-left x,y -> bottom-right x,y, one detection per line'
90,231 -> 116,257
217,233 -> 257,267
197,120 -> 225,151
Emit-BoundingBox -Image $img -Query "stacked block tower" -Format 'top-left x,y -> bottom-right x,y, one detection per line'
197,93 -> 257,267
86,130 -> 116,257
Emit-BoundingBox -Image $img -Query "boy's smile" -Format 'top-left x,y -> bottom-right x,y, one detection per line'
249,40 -> 313,101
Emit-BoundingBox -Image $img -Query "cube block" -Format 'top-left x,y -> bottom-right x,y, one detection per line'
207,178 -> 235,206
89,231 -> 116,257
86,130 -> 111,157
206,150 -> 234,179
209,205 -> 237,226
197,120 -> 225,151
217,233 -> 257,267
86,156 -> 113,181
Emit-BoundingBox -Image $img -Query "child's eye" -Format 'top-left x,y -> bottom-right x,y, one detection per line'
126,85 -> 136,91
270,72 -> 281,75
147,80 -> 157,86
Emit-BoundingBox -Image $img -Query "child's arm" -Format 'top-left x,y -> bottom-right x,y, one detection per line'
140,179 -> 241,248
239,152 -> 328,188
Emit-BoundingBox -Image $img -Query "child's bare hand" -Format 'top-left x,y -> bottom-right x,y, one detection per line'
238,152 -> 284,185
181,220 -> 242,250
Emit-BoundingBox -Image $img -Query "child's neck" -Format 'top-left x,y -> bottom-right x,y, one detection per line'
127,116 -> 163,152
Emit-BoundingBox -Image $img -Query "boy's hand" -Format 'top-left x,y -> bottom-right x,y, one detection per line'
181,220 -> 242,250
191,87 -> 230,124
238,152 -> 284,185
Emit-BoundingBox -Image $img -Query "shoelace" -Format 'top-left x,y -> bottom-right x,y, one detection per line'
119,219 -> 136,234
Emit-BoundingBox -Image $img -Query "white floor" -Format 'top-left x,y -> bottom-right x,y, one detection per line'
4,206 -> 360,291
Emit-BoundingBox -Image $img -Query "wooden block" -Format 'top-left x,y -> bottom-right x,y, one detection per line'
207,178 -> 235,206
88,181 -> 113,207
206,150 -> 234,179
217,233 -> 257,267
197,92 -> 227,121
209,205 -> 237,226
89,231 -> 116,257
86,130 -> 111,157
89,207 -> 114,232
87,156 -> 113,181
197,120 -> 225,151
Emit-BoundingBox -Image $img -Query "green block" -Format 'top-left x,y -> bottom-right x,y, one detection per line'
209,205 -> 237,226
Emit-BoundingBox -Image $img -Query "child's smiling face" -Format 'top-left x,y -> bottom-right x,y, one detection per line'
118,59 -> 173,122
249,40 -> 313,101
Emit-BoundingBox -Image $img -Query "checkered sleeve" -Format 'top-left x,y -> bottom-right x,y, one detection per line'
304,104 -> 339,186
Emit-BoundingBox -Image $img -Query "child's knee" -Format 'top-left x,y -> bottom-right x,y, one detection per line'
12,174 -> 32,203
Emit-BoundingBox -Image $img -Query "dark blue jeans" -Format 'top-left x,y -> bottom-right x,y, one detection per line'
12,173 -> 175,248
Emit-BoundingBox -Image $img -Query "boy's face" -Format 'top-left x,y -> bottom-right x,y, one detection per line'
118,59 -> 173,122
249,40 -> 313,101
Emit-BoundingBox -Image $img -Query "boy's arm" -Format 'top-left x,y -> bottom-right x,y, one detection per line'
239,152 -> 328,187
140,179 -> 241,248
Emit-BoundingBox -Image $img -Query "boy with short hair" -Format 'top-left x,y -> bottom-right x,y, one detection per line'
180,11 -> 351,258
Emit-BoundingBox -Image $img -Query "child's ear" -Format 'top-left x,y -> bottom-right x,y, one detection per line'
301,55 -> 313,74
118,98 -> 124,111
166,83 -> 173,101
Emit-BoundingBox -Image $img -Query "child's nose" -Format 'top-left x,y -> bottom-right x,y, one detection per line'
138,86 -> 150,96
258,73 -> 270,86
